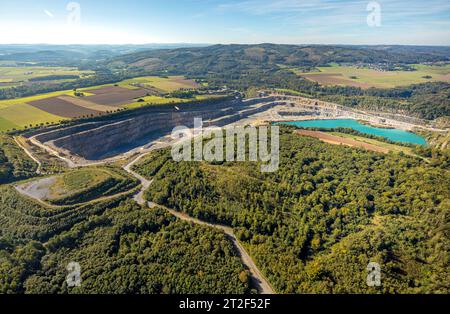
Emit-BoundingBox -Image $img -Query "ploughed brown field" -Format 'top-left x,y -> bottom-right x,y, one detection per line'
84,87 -> 150,106
28,96 -> 102,118
83,86 -> 132,95
296,129 -> 389,153
26,86 -> 152,118
57,95 -> 117,112
301,73 -> 372,88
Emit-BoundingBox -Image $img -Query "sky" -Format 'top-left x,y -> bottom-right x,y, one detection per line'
0,0 -> 449,45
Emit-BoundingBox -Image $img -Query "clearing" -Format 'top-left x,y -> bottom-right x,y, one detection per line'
296,129 -> 389,153
15,167 -> 138,206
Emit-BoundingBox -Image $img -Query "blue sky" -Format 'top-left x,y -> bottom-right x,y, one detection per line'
0,0 -> 449,45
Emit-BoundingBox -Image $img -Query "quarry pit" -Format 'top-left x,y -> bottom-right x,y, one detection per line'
27,96 -> 285,166
26,94 -> 432,167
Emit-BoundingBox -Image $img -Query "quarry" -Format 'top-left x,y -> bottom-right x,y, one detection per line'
26,96 -> 283,166
24,93 -> 439,167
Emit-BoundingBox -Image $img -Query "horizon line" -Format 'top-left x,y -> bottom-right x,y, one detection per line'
1,42 -> 450,47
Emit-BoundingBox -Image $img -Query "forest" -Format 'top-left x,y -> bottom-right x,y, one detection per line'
0,187 -> 251,294
135,126 -> 449,293
0,122 -> 448,294
116,44 -> 450,73
0,131 -> 251,294
322,81 -> 450,120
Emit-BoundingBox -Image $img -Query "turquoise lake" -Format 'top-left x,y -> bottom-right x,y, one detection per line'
280,119 -> 427,145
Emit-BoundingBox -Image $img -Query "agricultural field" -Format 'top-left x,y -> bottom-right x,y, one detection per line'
0,91 -> 73,131
0,66 -> 94,89
297,64 -> 450,88
0,76 -> 209,132
123,94 -> 220,109
118,75 -> 200,92
15,167 -> 138,206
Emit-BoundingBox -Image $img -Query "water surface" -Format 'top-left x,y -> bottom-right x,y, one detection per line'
280,119 -> 426,145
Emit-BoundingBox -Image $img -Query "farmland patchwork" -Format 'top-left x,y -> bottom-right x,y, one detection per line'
0,76 -> 202,132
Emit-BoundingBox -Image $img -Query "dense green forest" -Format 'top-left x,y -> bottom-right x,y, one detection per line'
0,135 -> 37,183
135,127 -> 449,293
0,133 -> 250,294
0,125 -> 448,294
0,43 -> 449,294
0,187 -> 250,294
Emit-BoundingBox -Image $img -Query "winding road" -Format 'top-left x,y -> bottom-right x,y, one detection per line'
122,153 -> 276,294
15,134 -> 276,294
163,206 -> 275,294
14,136 -> 42,174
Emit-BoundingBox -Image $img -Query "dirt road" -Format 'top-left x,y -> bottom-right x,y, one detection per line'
14,136 -> 42,174
16,119 -> 276,294
164,206 -> 275,294
123,152 -> 153,205
122,154 -> 275,294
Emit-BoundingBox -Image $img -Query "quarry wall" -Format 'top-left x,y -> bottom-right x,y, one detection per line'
35,97 -> 280,160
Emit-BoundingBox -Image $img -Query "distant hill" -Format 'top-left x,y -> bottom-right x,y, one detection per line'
113,44 -> 450,75
0,44 -> 209,65
111,44 -> 450,121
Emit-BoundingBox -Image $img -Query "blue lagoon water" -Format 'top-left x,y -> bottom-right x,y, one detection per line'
281,119 -> 426,145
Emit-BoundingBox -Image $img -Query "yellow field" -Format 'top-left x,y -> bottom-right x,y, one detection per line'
0,102 -> 64,130
0,89 -> 80,131
0,90 -> 78,108
124,94 -> 217,109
